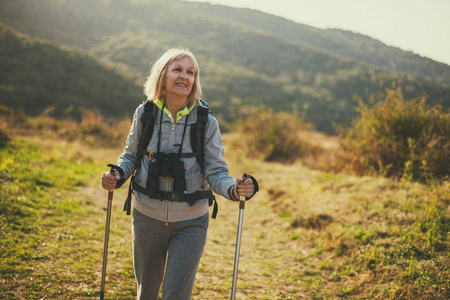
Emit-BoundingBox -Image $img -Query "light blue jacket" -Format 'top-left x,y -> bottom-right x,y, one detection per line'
116,102 -> 236,222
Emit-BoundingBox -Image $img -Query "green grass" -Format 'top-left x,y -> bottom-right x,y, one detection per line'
0,137 -> 135,299
1,132 -> 449,299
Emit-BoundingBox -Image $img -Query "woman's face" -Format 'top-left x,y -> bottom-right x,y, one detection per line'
163,56 -> 195,100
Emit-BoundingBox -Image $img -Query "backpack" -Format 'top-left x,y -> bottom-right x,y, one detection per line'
123,100 -> 218,218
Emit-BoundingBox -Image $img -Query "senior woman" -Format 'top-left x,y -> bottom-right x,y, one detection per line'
101,47 -> 258,300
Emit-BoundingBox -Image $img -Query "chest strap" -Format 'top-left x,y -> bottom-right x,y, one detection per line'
130,181 -> 218,218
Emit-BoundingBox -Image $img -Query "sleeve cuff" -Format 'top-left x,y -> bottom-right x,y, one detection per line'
228,185 -> 238,201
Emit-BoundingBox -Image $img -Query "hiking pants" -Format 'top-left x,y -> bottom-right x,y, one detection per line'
132,209 -> 209,300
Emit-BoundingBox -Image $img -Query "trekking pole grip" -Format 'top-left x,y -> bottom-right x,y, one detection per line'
239,173 -> 248,205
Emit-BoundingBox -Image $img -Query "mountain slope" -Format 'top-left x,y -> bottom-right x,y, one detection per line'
0,0 -> 449,132
0,24 -> 142,119
184,1 -> 450,85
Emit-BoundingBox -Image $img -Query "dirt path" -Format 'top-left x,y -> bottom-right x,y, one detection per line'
199,190 -> 307,299
193,164 -> 328,300
80,179 -> 308,299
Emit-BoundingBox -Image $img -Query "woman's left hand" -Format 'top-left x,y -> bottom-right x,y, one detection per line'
233,176 -> 255,200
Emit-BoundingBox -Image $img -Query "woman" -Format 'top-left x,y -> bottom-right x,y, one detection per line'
101,47 -> 258,300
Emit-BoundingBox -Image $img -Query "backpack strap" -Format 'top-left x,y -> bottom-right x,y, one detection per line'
190,104 -> 219,218
136,101 -> 157,168
123,101 -> 157,215
132,181 -> 218,219
191,105 -> 209,175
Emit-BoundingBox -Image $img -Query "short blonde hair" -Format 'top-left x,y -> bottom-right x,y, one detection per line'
143,47 -> 202,106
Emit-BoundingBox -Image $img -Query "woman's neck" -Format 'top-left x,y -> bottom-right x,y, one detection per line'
165,95 -> 188,121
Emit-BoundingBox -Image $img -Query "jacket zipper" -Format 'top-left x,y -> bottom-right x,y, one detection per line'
165,201 -> 169,226
165,121 -> 176,226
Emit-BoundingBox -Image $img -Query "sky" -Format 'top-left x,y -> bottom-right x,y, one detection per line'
183,0 -> 450,66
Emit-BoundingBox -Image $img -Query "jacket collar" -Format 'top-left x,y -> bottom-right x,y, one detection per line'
155,99 -> 198,125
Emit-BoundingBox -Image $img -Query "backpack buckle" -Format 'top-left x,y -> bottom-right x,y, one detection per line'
146,150 -> 154,159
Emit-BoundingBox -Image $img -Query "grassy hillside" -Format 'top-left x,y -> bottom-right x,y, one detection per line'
1,0 -> 449,132
1,113 -> 448,299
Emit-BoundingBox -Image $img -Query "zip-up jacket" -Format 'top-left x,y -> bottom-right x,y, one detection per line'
115,102 -> 236,222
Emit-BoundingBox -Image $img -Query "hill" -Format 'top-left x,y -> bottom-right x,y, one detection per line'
1,0 -> 449,132
0,24 -> 142,119
186,1 -> 450,85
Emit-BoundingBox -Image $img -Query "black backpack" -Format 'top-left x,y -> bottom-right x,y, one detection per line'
122,100 -> 218,218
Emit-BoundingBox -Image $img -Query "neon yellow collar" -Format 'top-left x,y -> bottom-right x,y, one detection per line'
156,99 -> 196,123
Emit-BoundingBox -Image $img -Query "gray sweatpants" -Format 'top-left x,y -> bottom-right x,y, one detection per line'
132,209 -> 209,300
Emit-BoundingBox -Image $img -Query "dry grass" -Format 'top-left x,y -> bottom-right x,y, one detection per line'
0,105 -> 131,147
1,114 -> 448,299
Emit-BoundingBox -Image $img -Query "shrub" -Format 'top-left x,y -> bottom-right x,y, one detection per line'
76,109 -> 130,147
337,86 -> 450,181
235,105 -> 314,163
0,104 -> 25,146
0,129 -> 9,147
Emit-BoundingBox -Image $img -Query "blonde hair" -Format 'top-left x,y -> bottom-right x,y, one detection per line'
143,47 -> 202,106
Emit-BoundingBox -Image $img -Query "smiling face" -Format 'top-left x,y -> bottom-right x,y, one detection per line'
163,56 -> 195,101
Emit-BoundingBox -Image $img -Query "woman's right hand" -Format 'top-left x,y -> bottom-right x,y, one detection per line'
101,170 -> 121,191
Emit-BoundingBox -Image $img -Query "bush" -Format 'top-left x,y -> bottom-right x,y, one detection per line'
78,109 -> 131,147
0,129 -> 9,147
235,105 -> 315,163
0,104 -> 26,146
337,86 -> 450,181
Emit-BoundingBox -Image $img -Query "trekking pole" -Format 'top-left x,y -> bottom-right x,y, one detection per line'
231,174 -> 248,300
100,168 -> 114,300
